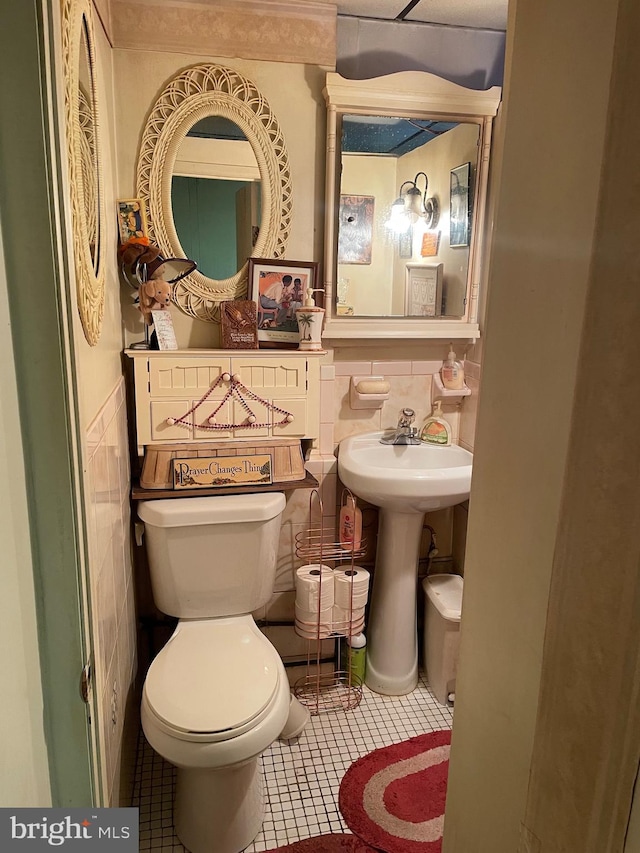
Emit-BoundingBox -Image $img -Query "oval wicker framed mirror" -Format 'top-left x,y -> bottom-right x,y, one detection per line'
62,0 -> 106,346
136,64 -> 293,323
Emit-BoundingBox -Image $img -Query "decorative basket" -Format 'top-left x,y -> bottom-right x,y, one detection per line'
140,438 -> 305,490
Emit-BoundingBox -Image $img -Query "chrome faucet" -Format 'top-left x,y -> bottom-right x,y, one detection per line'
380,408 -> 422,445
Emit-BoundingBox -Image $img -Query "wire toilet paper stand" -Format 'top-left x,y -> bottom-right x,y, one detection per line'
293,488 -> 368,715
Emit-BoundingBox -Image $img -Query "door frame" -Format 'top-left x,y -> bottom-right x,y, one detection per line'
0,0 -> 98,805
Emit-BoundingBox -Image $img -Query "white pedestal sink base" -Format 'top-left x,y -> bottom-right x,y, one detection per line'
365,509 -> 425,696
338,431 -> 472,697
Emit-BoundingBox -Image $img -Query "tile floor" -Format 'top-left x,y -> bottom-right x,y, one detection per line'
133,672 -> 453,851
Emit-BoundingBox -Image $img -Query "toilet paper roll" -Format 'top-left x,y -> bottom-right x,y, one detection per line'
295,564 -> 334,610
294,623 -> 334,641
331,604 -> 366,633
334,567 -> 370,609
294,602 -> 334,631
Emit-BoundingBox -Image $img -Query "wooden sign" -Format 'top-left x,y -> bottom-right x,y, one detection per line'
220,300 -> 258,349
173,454 -> 272,489
421,231 -> 441,257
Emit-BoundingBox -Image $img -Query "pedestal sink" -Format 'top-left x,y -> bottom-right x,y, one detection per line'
338,431 -> 472,696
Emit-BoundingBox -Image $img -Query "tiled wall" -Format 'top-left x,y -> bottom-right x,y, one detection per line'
85,378 -> 138,806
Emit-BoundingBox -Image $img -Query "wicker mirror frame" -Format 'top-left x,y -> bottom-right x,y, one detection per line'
136,64 -> 293,323
62,0 -> 106,346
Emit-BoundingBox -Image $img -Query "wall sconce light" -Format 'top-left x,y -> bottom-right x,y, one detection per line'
386,171 -> 439,232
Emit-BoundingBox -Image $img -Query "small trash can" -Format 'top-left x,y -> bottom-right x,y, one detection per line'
422,573 -> 464,705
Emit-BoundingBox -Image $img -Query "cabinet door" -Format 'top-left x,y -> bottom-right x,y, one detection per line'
150,400 -> 193,440
272,397 -> 307,436
231,357 -> 307,398
193,399 -> 233,440
231,398 -> 271,439
149,357 -> 230,398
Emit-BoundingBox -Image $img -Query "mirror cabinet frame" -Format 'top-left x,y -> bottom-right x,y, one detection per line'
136,64 -> 293,323
322,71 -> 501,340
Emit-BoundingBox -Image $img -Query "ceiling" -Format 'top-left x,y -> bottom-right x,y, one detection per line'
329,0 -> 507,32
342,116 -> 458,155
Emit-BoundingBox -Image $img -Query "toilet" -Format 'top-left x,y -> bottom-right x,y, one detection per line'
137,492 -> 291,853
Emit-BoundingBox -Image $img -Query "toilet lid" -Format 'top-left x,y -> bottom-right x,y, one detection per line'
144,619 -> 280,735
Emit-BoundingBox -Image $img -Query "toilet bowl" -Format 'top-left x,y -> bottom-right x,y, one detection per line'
137,493 -> 291,853
141,617 -> 290,853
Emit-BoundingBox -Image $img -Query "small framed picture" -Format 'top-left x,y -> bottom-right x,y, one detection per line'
117,198 -> 148,244
421,231 -> 441,257
449,164 -> 471,248
248,258 -> 319,348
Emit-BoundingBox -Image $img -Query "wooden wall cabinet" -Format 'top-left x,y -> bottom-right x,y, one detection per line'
126,349 -> 322,455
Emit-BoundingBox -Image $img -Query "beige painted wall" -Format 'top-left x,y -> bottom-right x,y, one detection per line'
112,49 -> 328,349
0,229 -> 51,808
443,0 -> 627,848
338,155 -> 396,315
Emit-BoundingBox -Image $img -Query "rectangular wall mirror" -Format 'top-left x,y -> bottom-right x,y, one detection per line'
323,72 -> 501,340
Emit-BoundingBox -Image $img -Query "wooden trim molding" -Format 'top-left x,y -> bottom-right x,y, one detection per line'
110,0 -> 337,66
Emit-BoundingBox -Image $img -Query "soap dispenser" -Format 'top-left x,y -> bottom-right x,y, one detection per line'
420,400 -> 452,446
295,287 -> 325,351
441,344 -> 465,390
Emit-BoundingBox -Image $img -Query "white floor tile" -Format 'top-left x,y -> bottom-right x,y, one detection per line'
133,672 -> 453,851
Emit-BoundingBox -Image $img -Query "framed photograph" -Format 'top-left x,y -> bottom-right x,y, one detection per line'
404,263 -> 444,317
338,195 -> 374,264
117,198 -> 148,243
248,258 -> 319,348
398,224 -> 413,259
449,163 -> 471,248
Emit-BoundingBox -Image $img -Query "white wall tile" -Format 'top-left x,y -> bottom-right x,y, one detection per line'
320,365 -> 335,381
334,361 -> 372,377
84,378 -> 136,806
372,360 -> 412,375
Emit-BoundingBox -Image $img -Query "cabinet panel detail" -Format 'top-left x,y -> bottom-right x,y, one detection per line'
149,358 -> 230,397
232,357 -> 306,396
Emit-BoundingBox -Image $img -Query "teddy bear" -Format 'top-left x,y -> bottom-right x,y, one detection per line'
138,278 -> 173,325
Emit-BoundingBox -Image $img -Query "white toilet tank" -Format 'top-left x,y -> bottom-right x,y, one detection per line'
138,493 -> 286,618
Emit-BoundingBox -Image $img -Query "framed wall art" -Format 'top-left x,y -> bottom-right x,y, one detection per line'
117,198 -> 148,243
449,163 -> 471,248
337,195 -> 374,264
249,257 -> 318,347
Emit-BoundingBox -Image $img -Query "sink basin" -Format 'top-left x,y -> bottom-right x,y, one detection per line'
337,430 -> 473,696
338,431 -> 472,512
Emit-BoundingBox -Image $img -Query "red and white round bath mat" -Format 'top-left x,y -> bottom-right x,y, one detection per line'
338,729 -> 451,853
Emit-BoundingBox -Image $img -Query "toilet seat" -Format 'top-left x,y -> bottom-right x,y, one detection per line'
144,617 -> 281,742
